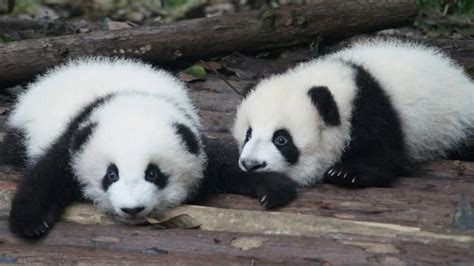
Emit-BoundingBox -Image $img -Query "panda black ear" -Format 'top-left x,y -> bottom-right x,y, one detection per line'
307,86 -> 341,126
70,123 -> 97,152
175,123 -> 200,155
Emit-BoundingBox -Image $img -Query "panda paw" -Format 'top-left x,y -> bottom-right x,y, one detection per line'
323,164 -> 361,187
259,188 -> 292,209
9,199 -> 57,240
256,173 -> 298,209
323,162 -> 396,188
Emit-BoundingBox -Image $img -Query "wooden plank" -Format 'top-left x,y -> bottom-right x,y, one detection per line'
1,220 -> 473,265
0,245 -> 260,265
200,175 -> 474,229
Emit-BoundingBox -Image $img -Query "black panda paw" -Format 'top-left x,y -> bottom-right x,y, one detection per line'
9,200 -> 57,240
323,162 -> 396,188
323,164 -> 361,187
259,187 -> 293,209
256,173 -> 298,209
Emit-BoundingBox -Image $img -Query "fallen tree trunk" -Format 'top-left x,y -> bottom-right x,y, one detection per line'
0,0 -> 417,87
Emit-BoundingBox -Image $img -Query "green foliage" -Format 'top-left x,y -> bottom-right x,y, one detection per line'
0,34 -> 14,43
416,0 -> 474,15
11,0 -> 40,16
162,0 -> 191,8
183,65 -> 207,79
416,0 -> 474,38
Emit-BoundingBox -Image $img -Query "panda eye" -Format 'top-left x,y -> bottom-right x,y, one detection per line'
273,134 -> 289,146
245,127 -> 252,143
106,164 -> 119,182
145,165 -> 158,182
145,164 -> 169,188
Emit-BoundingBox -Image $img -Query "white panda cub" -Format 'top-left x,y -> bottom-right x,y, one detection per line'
233,39 -> 474,189
3,58 -> 206,239
2,57 -> 297,240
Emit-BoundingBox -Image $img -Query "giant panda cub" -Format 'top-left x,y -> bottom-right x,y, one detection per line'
233,39 -> 474,190
3,58 -> 297,240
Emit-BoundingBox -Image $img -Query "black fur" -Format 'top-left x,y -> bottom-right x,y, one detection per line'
144,163 -> 169,189
272,129 -> 300,165
9,95 -> 113,240
70,123 -> 97,152
190,137 -> 298,209
308,86 -> 341,126
324,63 -> 406,188
0,127 -> 27,166
447,134 -> 474,162
102,164 -> 119,191
175,123 -> 200,155
244,127 -> 252,145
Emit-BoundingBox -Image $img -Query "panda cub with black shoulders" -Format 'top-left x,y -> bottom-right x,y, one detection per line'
3,58 -> 297,240
234,39 -> 474,189
3,58 -> 206,239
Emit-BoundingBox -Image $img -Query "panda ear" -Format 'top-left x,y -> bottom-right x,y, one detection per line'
70,123 -> 97,152
307,86 -> 341,126
174,123 -> 200,155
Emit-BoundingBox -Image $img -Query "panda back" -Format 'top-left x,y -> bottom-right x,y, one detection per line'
330,39 -> 474,160
8,57 -> 195,162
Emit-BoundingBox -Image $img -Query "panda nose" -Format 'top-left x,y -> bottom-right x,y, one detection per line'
241,159 -> 267,172
121,207 -> 145,216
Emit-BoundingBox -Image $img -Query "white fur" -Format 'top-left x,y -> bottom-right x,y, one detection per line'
9,57 -> 205,222
233,39 -> 474,186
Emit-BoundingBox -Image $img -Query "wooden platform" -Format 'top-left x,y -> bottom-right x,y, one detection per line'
0,51 -> 474,265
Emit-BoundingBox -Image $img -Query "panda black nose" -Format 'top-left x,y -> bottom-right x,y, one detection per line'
121,207 -> 145,216
241,159 -> 267,172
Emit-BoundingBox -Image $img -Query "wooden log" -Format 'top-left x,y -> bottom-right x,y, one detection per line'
1,243 -> 269,265
0,0 -> 418,87
1,171 -> 474,234
1,209 -> 473,264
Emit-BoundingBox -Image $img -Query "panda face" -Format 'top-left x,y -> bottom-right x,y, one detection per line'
238,127 -> 300,174
233,64 -> 354,185
71,95 -> 205,223
234,82 -> 326,186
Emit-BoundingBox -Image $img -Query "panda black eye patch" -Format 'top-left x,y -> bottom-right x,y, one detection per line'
145,163 -> 168,189
245,127 -> 252,144
102,164 -> 119,191
272,129 -> 300,165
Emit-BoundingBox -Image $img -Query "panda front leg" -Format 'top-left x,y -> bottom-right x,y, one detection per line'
217,165 -> 298,209
9,146 -> 81,240
323,157 -> 399,188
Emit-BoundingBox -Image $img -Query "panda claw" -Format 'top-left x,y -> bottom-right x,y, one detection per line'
261,195 -> 267,202
351,177 -> 357,183
43,221 -> 50,229
343,173 -> 348,179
